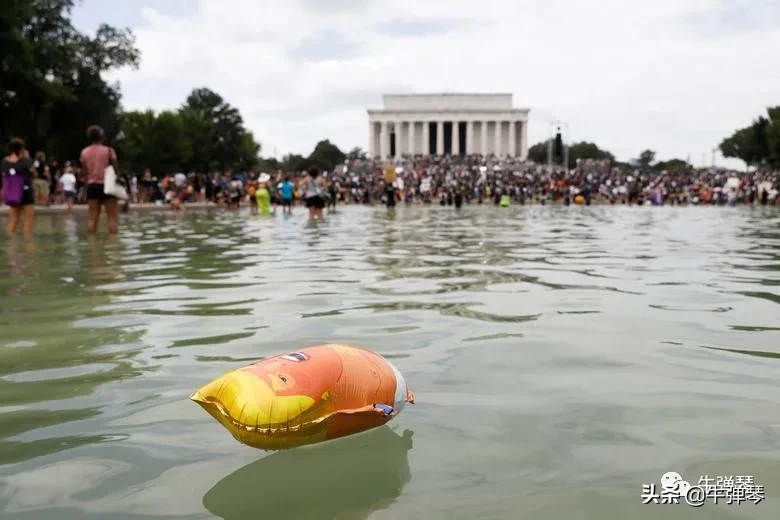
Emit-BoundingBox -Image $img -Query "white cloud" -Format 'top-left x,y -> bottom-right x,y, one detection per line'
93,0 -> 780,167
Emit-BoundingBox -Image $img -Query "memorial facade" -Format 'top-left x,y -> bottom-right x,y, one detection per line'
367,93 -> 529,159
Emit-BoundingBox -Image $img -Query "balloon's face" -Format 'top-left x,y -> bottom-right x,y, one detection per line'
191,345 -> 403,450
240,349 -> 342,406
193,349 -> 342,441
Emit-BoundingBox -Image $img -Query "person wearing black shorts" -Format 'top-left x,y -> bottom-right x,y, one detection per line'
303,167 -> 326,220
2,138 -> 36,234
80,125 -> 121,234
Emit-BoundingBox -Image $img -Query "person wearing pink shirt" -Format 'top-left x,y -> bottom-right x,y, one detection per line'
79,125 -> 120,234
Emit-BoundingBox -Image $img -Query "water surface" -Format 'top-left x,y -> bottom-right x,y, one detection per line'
1,205 -> 779,519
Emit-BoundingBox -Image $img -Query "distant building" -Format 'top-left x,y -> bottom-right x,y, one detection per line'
367,93 -> 529,159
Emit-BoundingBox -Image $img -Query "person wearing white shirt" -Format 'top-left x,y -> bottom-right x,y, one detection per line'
59,166 -> 78,213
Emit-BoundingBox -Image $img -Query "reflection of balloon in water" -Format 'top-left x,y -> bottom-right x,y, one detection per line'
203,426 -> 413,520
190,345 -> 411,450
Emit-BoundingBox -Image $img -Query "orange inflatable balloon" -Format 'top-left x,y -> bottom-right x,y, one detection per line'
190,344 -> 413,450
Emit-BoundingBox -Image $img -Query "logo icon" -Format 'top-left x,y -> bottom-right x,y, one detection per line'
660,471 -> 691,498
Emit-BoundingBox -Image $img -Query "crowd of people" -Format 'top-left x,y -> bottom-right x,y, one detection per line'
102,155 -> 780,210
150,154 -> 778,210
3,134 -> 780,235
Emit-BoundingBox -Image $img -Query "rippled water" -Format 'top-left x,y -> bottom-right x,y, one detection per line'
1,206 -> 779,520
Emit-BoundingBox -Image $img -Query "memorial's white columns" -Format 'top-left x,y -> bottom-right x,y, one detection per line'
452,121 -> 460,155
422,122 -> 430,155
394,122 -> 401,159
480,122 -> 488,155
494,121 -> 502,157
466,121 -> 475,154
509,121 -> 517,157
379,121 -> 389,159
407,121 -> 415,156
520,121 -> 528,160
436,121 -> 444,155
369,122 -> 376,158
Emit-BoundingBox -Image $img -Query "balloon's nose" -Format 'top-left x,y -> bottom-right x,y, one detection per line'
189,389 -> 207,402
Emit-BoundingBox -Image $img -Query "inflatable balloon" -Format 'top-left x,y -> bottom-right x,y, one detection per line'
190,344 -> 413,450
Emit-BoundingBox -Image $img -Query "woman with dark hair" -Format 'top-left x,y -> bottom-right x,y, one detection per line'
1,138 -> 36,234
79,125 -> 121,234
302,166 -> 326,220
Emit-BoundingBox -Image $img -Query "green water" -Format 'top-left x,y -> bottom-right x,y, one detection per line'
1,206 -> 779,520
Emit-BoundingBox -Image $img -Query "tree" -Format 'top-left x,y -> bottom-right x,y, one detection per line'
281,154 -> 307,172
307,139 -> 346,171
236,131 -> 261,172
768,106 -> 780,168
180,88 -> 261,172
117,92 -> 261,175
259,157 -> 281,172
0,1 -> 139,159
116,110 -> 157,172
150,110 -> 192,175
347,147 -> 368,161
720,117 -> 770,169
527,141 -> 549,164
568,141 -> 615,169
654,158 -> 689,172
116,109 -> 192,175
528,140 -> 615,168
634,150 -> 656,169
719,109 -> 780,169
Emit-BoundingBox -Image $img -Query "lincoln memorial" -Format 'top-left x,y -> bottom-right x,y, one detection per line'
367,93 -> 529,159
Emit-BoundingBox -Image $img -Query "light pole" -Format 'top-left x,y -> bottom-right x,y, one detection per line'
547,120 -> 570,169
561,121 -> 570,170
547,122 -> 554,166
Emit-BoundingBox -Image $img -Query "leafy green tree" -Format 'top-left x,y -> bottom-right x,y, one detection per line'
281,154 -> 307,172
569,141 -> 615,169
654,158 -> 689,172
720,117 -> 770,169
527,141 -> 549,164
764,106 -> 780,168
116,110 -> 191,175
308,139 -> 346,171
236,131 -> 261,172
150,110 -> 192,175
259,157 -> 281,172
0,0 -> 139,159
116,110 -> 156,172
634,150 -> 656,169
118,96 -> 260,175
180,88 -> 260,172
178,106 -> 216,172
528,140 -> 615,168
347,146 -> 368,161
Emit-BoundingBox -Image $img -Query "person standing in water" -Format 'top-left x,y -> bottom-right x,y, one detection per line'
255,173 -> 272,216
80,125 -> 121,234
247,176 -> 258,216
280,175 -> 294,215
327,177 -> 337,212
2,138 -> 36,234
59,162 -> 78,213
302,166 -> 326,220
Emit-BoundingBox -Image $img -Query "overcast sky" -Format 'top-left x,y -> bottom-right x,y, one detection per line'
72,0 -> 780,168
